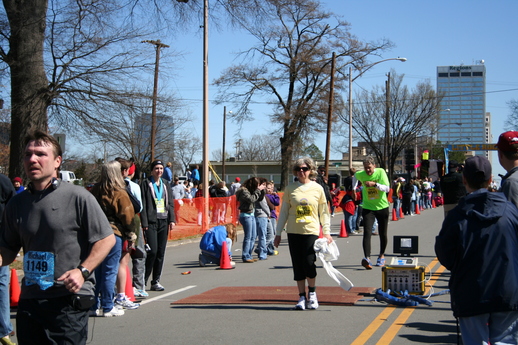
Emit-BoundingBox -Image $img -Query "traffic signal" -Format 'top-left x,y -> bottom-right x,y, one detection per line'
405,148 -> 415,171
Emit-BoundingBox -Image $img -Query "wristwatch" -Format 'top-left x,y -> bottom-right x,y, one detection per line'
77,265 -> 90,280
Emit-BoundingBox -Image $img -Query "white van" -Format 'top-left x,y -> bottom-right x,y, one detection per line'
59,170 -> 78,184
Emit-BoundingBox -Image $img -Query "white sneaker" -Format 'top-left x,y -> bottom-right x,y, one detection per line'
150,282 -> 165,291
115,295 -> 140,310
307,292 -> 319,309
102,306 -> 125,317
295,296 -> 306,310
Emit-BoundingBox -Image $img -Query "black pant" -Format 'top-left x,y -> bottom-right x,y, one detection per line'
145,218 -> 169,285
287,234 -> 318,281
362,207 -> 389,259
17,296 -> 89,345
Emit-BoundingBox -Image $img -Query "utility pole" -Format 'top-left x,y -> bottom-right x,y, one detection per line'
142,39 -> 169,163
324,52 -> 336,181
385,72 -> 391,175
222,106 -> 227,181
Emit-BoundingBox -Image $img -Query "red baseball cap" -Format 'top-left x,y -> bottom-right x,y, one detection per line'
128,163 -> 136,175
496,131 -> 518,153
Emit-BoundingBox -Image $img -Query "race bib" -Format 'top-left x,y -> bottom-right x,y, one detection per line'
296,199 -> 312,224
155,198 -> 165,213
367,187 -> 379,200
24,251 -> 55,290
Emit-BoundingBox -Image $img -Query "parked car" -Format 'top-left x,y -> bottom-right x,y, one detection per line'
59,170 -> 82,185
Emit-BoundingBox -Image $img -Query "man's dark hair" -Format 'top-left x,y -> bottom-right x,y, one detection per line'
114,157 -> 131,171
24,130 -> 63,159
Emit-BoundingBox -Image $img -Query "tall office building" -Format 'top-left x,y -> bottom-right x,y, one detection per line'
436,63 -> 491,158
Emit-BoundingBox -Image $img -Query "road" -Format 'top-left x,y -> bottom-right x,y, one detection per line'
11,206 -> 457,345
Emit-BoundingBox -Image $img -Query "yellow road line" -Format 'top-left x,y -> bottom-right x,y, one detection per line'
350,306 -> 397,345
350,259 -> 447,345
376,307 -> 416,345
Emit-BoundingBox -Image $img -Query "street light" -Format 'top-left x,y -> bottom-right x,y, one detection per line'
347,57 -> 407,170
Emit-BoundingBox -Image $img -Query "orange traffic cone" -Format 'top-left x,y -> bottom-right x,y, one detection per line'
400,210 -> 405,219
339,219 -> 348,238
219,241 -> 234,269
9,268 -> 20,307
125,266 -> 136,302
392,208 -> 398,221
432,197 -> 436,208
415,203 -> 421,215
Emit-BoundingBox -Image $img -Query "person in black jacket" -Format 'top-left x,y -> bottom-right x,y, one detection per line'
435,156 -> 518,344
440,161 -> 466,216
140,160 -> 176,291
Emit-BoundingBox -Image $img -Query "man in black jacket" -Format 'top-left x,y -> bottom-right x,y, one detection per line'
439,161 -> 466,216
435,156 -> 518,344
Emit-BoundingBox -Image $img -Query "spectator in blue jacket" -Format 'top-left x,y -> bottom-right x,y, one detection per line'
435,156 -> 518,345
199,224 -> 237,266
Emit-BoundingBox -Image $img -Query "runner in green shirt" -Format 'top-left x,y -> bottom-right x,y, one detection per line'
352,157 -> 390,269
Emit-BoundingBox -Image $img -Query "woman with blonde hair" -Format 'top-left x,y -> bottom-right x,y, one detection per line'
274,157 -> 332,310
90,161 -> 136,317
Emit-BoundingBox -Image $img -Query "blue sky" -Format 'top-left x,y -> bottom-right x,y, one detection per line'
160,0 -> 518,180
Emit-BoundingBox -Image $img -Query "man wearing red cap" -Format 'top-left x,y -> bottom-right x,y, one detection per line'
228,177 -> 241,196
496,131 -> 518,207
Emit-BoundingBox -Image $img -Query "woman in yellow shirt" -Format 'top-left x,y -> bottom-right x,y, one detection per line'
274,157 -> 332,310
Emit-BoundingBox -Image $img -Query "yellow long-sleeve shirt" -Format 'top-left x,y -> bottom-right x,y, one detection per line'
276,181 -> 331,236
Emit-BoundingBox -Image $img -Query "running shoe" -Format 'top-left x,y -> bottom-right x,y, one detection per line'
361,258 -> 373,270
295,296 -> 306,310
101,306 -> 125,317
133,287 -> 149,298
150,282 -> 165,291
307,292 -> 319,310
115,295 -> 140,310
376,257 -> 385,267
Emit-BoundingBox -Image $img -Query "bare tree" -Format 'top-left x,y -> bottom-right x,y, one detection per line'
505,99 -> 518,130
0,0 -> 277,178
239,135 -> 282,161
339,71 -> 443,178
214,0 -> 392,189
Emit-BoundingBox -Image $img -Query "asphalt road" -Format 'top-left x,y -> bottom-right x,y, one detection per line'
10,205 -> 457,345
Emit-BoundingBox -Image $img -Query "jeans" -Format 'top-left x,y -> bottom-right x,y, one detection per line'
459,311 -> 518,345
240,215 -> 256,261
393,197 -> 401,218
94,235 -> 122,312
255,217 -> 268,260
0,266 -> 12,337
266,218 -> 277,255
343,210 -> 355,233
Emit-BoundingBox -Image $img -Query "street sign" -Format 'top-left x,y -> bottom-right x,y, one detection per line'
446,143 -> 497,151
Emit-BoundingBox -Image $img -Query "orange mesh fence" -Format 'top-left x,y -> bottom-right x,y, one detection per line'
167,196 -> 239,240
166,190 -> 347,240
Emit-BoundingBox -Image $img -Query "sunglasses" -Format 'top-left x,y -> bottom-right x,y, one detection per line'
294,166 -> 310,172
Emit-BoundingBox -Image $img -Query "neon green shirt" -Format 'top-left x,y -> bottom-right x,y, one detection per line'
355,168 -> 390,210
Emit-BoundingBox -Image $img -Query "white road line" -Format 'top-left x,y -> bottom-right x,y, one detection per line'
139,285 -> 197,305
